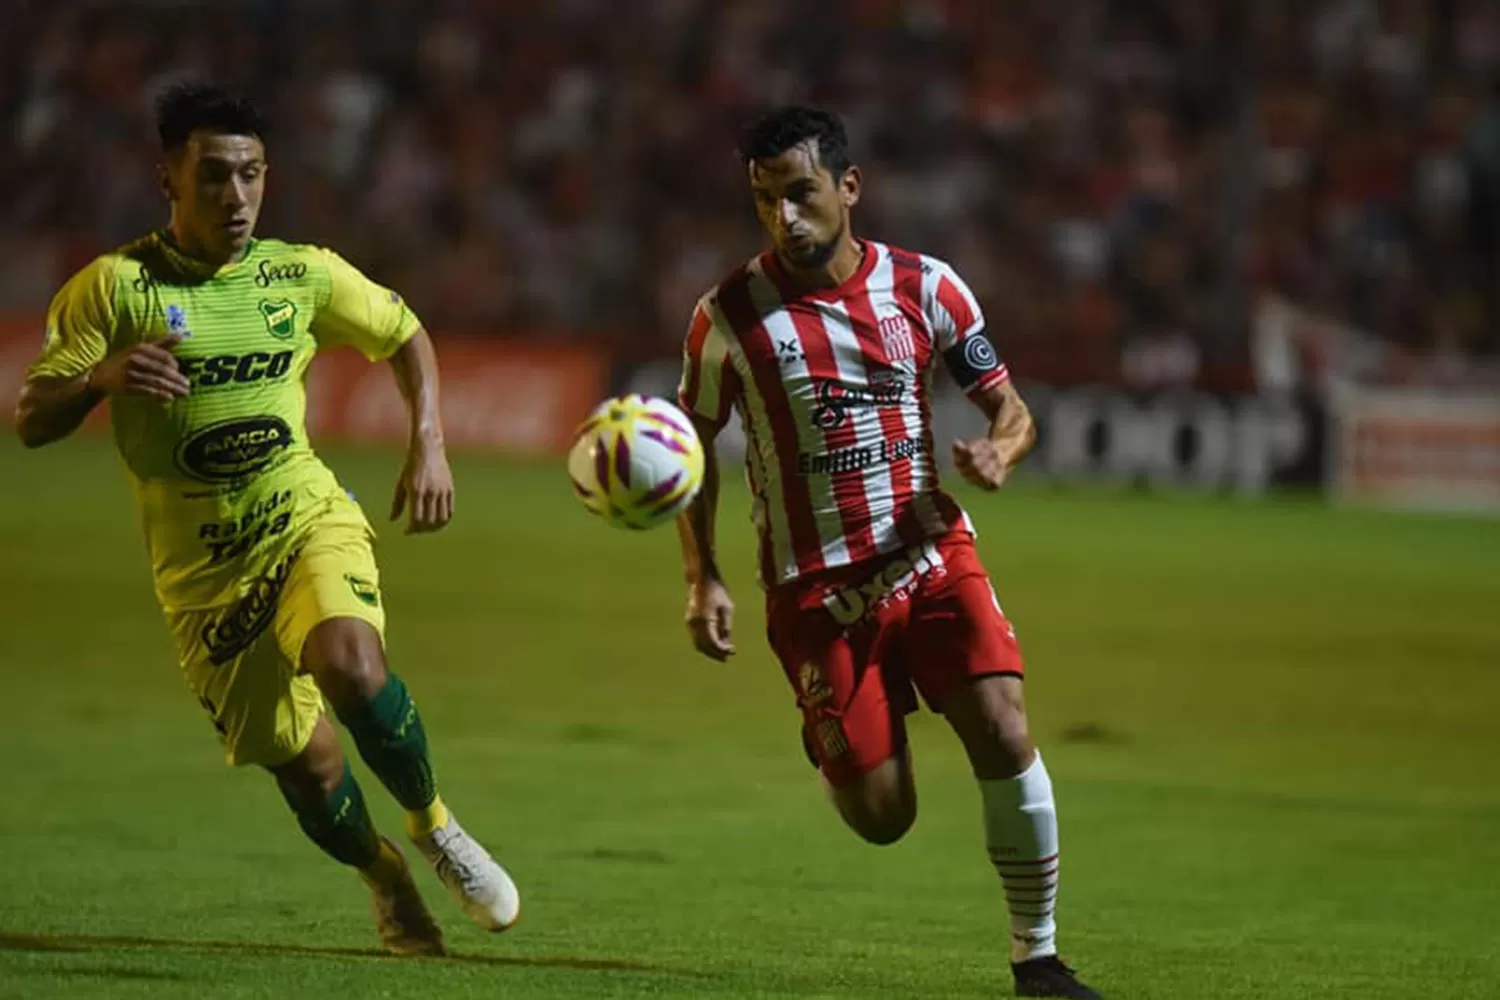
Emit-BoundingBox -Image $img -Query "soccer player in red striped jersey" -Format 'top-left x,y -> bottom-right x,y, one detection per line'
676,106 -> 1103,999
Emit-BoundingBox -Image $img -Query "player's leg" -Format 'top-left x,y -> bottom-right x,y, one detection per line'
945,678 -> 1098,997
813,726 -> 917,846
909,539 -> 1102,999
267,711 -> 380,867
277,515 -> 519,932
298,616 -> 442,837
267,713 -> 444,956
170,600 -> 441,956
772,591 -> 917,845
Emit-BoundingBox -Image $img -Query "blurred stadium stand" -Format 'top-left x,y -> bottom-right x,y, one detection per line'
3,0 -> 1498,509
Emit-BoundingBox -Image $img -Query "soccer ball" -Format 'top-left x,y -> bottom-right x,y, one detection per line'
567,394 -> 705,530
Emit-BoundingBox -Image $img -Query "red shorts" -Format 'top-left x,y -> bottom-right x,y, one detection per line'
764,533 -> 1024,787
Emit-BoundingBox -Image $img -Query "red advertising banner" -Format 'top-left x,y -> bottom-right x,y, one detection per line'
0,318 -> 607,456
1330,386 -> 1500,513
304,336 -> 607,453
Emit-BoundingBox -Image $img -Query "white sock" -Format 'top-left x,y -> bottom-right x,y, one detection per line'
980,751 -> 1060,963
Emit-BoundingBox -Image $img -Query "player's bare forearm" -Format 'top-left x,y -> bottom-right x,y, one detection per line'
677,417 -> 724,585
677,415 -> 735,660
980,378 -> 1036,468
387,328 -> 454,532
14,375 -> 104,448
389,328 -> 444,449
952,379 -> 1035,491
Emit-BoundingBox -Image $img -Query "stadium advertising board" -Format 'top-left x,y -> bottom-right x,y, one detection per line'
1328,386 -> 1500,513
304,336 -> 607,454
0,320 -> 608,456
1003,383 -> 1325,496
618,360 -> 1325,498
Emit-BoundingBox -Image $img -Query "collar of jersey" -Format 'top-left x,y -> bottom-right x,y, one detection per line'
154,228 -> 257,280
762,238 -> 878,303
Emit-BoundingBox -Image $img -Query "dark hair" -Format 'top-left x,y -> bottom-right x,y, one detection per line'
739,105 -> 852,177
155,82 -> 267,152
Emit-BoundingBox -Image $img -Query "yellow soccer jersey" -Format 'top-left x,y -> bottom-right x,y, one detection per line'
29,231 -> 421,611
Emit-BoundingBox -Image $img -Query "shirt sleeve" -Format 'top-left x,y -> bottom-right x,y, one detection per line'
677,297 -> 741,430
28,257 -> 118,380
309,248 -> 422,361
922,257 -> 1009,395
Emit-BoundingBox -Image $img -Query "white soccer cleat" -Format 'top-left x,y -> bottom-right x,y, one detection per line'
411,815 -> 521,932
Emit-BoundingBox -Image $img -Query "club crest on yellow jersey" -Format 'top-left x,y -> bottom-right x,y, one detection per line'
259,298 -> 298,339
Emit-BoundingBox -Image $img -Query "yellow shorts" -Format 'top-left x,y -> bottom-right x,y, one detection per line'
169,502 -> 386,768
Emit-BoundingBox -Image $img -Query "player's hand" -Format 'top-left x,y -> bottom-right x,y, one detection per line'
87,333 -> 191,400
686,578 -> 735,662
952,437 -> 1013,491
391,438 -> 454,534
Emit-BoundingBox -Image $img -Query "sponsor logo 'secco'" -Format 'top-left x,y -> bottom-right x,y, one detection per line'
178,351 -> 293,388
254,259 -> 307,287
812,374 -> 907,429
176,416 -> 293,483
202,551 -> 300,665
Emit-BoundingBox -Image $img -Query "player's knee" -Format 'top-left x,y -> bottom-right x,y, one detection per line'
975,707 -> 1034,776
972,722 -> 1032,779
948,675 -> 1035,778
831,765 -> 918,845
270,722 -> 345,803
273,758 -> 337,806
303,619 -> 387,708
851,804 -> 916,846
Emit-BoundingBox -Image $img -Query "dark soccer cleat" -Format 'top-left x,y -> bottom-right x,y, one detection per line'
1012,956 -> 1103,998
365,837 -> 446,957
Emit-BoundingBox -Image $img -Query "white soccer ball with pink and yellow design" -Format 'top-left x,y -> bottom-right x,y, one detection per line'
567,394 -> 705,531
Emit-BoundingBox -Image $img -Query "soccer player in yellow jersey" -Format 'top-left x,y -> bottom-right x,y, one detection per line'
13,83 -> 518,956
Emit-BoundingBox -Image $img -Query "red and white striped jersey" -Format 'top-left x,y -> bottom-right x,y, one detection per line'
678,239 -> 1010,588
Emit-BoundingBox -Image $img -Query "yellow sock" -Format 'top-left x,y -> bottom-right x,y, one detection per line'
404,794 -> 450,840
357,837 -> 406,887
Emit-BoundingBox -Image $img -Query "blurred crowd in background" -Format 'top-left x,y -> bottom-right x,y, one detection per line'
4,0 -> 1500,393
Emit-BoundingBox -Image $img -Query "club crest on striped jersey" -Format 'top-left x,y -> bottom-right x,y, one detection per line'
877,312 -> 915,363
258,299 -> 298,340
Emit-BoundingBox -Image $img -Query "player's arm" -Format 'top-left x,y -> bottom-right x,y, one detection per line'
310,248 -> 452,533
676,301 -> 740,662
678,414 -> 733,659
387,328 -> 454,534
926,261 -> 1033,490
15,260 -> 189,448
15,372 -> 105,449
953,377 -> 1035,491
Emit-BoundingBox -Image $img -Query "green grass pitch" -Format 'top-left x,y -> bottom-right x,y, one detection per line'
1,434 -> 1497,999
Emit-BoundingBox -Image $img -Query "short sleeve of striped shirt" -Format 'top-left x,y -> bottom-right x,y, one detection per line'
921,257 -> 1009,395
677,296 -> 741,430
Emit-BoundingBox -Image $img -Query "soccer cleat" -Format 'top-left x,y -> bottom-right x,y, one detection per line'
364,838 -> 445,957
1012,956 -> 1103,998
411,814 -> 521,932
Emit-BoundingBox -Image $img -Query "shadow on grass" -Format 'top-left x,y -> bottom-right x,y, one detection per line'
9,963 -> 189,982
0,930 -> 687,976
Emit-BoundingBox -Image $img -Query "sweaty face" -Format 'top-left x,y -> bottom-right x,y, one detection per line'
748,142 -> 857,269
165,131 -> 267,262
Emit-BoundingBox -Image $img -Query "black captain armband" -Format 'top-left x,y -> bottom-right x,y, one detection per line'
942,330 -> 1005,392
